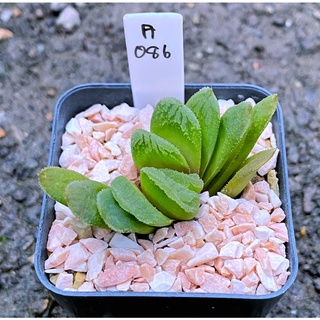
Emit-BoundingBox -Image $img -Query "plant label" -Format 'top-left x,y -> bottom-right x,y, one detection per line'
123,12 -> 184,109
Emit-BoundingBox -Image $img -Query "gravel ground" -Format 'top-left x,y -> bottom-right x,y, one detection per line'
0,2 -> 319,317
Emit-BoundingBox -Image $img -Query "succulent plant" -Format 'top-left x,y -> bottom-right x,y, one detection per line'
38,87 -> 278,234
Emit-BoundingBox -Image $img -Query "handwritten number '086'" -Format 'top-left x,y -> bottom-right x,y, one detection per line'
134,45 -> 171,59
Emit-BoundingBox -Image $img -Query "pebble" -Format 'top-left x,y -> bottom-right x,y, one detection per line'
188,62 -> 201,71
313,10 -> 320,20
0,127 -> 6,138
56,6 -> 81,33
12,187 -> 28,202
0,9 -> 12,22
300,226 -> 307,237
50,2 -> 68,13
12,6 -> 22,18
30,298 -> 50,316
192,13 -> 201,25
46,87 -> 58,98
303,186 -> 317,213
22,235 -> 35,250
0,28 -> 13,41
149,271 -> 175,292
34,8 -> 44,19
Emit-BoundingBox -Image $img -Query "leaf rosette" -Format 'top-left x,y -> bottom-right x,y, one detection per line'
38,87 -> 279,234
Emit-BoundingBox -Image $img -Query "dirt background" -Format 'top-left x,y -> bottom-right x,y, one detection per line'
0,2 -> 319,317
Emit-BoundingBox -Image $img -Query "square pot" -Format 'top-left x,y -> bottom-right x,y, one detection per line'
35,83 -> 298,317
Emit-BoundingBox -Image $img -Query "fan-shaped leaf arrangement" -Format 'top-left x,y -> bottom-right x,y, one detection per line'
38,87 -> 278,234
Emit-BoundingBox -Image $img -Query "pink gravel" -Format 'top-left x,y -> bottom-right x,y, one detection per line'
44,99 -> 290,295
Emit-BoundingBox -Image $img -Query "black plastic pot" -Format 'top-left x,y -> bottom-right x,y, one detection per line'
35,83 -> 298,317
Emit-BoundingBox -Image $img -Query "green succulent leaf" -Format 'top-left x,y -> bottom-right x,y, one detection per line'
131,129 -> 189,173
38,166 -> 88,206
155,168 -> 204,193
207,94 -> 278,195
186,87 -> 220,176
65,180 -> 109,228
244,94 -> 278,148
150,97 -> 202,173
140,167 -> 200,220
97,188 -> 155,234
220,148 -> 276,198
111,175 -> 173,227
203,101 -> 253,189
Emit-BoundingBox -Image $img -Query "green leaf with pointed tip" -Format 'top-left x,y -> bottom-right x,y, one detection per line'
65,180 -> 109,228
150,97 -> 202,173
220,148 -> 276,198
131,129 -> 189,173
202,101 -> 253,189
186,87 -> 220,176
111,175 -> 173,227
38,166 -> 88,206
97,188 -> 155,234
140,167 -> 200,220
155,168 -> 204,193
207,94 -> 278,195
242,94 -> 278,155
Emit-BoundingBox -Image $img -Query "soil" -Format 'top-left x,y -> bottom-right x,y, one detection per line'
0,2 -> 319,317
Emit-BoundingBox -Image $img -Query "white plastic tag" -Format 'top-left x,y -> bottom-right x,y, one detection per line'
123,12 -> 184,109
